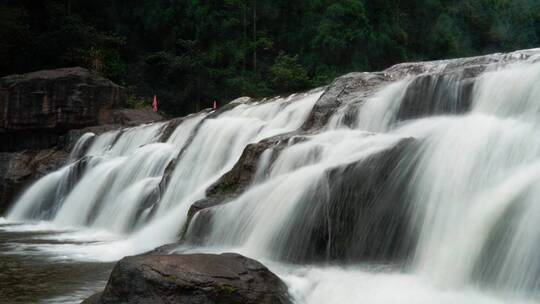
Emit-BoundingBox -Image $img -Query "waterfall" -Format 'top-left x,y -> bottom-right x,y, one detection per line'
184,58 -> 540,299
7,122 -> 166,223
326,78 -> 412,131
190,130 -> 405,260
5,90 -> 323,252
407,62 -> 540,294
155,93 -> 322,216
69,132 -> 95,161
7,167 -> 71,221
5,50 -> 540,303
123,90 -> 323,249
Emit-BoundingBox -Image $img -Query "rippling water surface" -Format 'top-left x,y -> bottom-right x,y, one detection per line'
0,221 -> 113,304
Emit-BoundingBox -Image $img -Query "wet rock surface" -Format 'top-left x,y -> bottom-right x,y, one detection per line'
83,252 -> 291,304
301,72 -> 395,130
109,108 -> 164,126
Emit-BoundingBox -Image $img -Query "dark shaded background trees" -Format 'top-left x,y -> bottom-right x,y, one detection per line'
2,0 -> 540,116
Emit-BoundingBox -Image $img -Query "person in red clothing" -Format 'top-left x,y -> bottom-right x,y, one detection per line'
152,95 -> 158,112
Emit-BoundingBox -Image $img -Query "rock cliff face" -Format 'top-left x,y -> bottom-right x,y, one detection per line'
83,252 -> 291,304
0,67 -> 124,151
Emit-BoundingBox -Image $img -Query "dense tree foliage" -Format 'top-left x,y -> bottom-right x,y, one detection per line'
2,0 -> 540,116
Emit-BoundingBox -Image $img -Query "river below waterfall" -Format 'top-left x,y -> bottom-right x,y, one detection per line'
1,219 -> 535,304
4,50 -> 540,304
0,221 -> 112,303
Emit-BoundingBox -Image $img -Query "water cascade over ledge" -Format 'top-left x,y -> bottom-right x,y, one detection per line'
4,49 -> 540,303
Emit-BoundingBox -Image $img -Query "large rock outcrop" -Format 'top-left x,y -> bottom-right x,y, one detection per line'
83,252 -> 291,304
0,67 -> 125,151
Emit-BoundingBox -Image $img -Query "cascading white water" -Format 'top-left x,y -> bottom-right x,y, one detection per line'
166,114 -> 207,147
4,89 -> 323,259
193,130 -> 404,259
157,91 -> 322,216
7,167 -> 71,221
7,122 -> 168,225
5,52 -> 540,304
181,59 -> 540,302
405,62 -> 540,295
326,78 -> 412,131
124,90 -> 324,250
69,132 -> 95,161
355,78 -> 412,131
184,77 -> 422,260
395,115 -> 540,285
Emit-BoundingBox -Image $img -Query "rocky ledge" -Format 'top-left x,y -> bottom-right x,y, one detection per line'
82,252 -> 291,304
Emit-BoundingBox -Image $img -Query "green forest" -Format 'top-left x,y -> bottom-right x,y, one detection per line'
2,0 -> 540,116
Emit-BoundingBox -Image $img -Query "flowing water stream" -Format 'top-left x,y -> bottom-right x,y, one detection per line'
3,54 -> 540,303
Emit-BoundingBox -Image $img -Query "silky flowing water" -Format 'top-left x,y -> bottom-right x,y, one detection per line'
3,52 -> 540,303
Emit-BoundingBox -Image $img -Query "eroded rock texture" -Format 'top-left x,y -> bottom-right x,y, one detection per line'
82,253 -> 291,304
0,67 -> 125,151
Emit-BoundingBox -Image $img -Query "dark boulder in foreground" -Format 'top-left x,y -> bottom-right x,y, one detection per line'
82,252 -> 291,304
